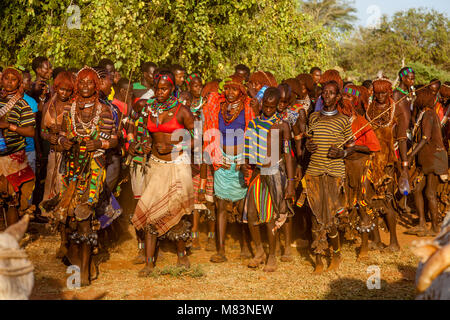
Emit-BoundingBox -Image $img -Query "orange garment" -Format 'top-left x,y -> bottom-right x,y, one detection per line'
202,92 -> 254,171
352,114 -> 381,152
435,102 -> 446,122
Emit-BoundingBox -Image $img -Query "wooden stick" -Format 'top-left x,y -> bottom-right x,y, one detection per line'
118,68 -> 134,134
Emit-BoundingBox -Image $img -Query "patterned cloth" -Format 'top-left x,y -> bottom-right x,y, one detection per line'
213,152 -> 248,202
306,112 -> 352,178
132,154 -> 194,236
0,149 -> 35,192
247,162 -> 294,228
244,113 -> 283,167
280,109 -> 299,127
191,164 -> 214,204
0,95 -> 35,156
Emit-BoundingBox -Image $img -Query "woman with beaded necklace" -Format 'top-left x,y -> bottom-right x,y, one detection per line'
39,71 -> 75,258
50,66 -> 118,286
202,74 -> 255,263
131,70 -> 195,276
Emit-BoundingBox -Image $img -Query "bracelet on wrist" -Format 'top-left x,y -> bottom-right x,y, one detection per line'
101,140 -> 110,149
198,189 -> 206,194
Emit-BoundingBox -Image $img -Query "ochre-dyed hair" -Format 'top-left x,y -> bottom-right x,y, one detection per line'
282,78 -> 302,98
54,71 -> 75,91
320,69 -> 343,90
372,79 -> 393,96
249,70 -> 277,87
1,67 -> 24,95
414,88 -> 438,110
296,73 -> 315,96
75,66 -> 101,99
201,80 -> 220,98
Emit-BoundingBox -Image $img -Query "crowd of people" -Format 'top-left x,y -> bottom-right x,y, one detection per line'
0,57 -> 449,286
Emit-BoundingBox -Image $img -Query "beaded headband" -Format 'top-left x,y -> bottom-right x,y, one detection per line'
344,87 -> 360,97
186,73 -> 201,85
77,65 -> 100,79
155,73 -> 174,86
400,67 -> 414,79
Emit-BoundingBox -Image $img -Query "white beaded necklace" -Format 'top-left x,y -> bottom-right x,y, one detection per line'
70,101 -> 102,137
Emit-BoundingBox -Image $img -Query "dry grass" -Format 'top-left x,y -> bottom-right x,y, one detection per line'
24,220 -> 426,300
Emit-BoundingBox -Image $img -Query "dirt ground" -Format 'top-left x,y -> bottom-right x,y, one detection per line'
3,182 -> 434,300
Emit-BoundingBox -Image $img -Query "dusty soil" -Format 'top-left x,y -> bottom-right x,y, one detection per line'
2,182 -> 434,300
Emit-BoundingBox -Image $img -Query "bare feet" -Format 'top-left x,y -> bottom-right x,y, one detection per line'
280,254 -> 293,262
263,255 -> 277,272
369,241 -> 385,251
210,252 -> 228,263
327,254 -> 342,272
404,226 -> 427,236
240,246 -> 252,259
131,249 -> 146,265
191,237 -> 201,250
206,237 -> 216,252
138,264 -> 155,277
248,250 -> 266,268
80,273 -> 90,287
177,255 -> 191,269
313,256 -> 324,274
383,243 -> 400,252
357,247 -> 368,261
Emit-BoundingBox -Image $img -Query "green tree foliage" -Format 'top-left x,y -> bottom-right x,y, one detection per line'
0,0 -> 336,81
298,0 -> 357,32
339,8 -> 450,83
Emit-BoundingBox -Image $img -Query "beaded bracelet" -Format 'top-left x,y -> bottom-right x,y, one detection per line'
198,189 -> 206,194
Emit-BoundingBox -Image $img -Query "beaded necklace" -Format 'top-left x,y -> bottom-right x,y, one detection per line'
221,100 -> 244,125
191,96 -> 203,114
70,101 -> 102,137
366,100 -> 396,129
395,87 -> 409,95
148,96 -> 178,127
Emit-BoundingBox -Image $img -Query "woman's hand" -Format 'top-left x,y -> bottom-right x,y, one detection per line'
142,141 -> 152,154
85,139 -> 101,152
0,120 -> 10,129
305,139 -> 318,153
327,145 -> 345,159
284,180 -> 296,201
48,134 -> 59,145
61,137 -> 74,151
